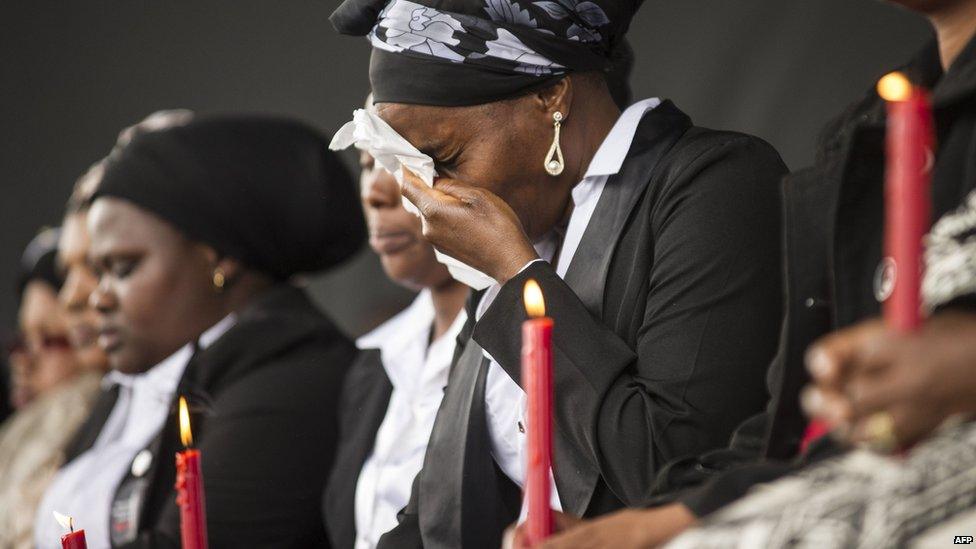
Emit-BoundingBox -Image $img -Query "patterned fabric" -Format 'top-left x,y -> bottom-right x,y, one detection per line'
331,0 -> 640,105
0,373 -> 102,549
665,421 -> 976,549
368,0 -> 610,75
923,187 -> 976,310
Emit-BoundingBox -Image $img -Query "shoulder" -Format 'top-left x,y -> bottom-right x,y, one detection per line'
648,127 -> 787,213
666,127 -> 786,177
339,349 -> 392,411
206,321 -> 358,418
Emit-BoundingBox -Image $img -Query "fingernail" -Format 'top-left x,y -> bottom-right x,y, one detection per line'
801,387 -> 824,416
806,348 -> 833,378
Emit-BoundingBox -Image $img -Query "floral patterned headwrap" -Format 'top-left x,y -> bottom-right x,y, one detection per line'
331,0 -> 642,106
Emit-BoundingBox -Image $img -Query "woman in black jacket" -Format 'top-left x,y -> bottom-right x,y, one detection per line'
34,114 -> 366,549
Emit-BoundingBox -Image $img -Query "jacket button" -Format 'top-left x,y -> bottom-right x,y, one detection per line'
874,257 -> 896,303
131,449 -> 153,477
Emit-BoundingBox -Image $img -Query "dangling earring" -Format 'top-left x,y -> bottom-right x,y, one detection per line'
212,267 -> 226,292
544,111 -> 564,176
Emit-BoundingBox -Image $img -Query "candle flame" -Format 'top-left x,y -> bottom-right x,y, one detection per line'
53,511 -> 73,532
877,72 -> 913,102
524,279 -> 545,317
179,396 -> 193,448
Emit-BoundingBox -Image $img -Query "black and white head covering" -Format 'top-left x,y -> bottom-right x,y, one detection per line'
331,0 -> 642,106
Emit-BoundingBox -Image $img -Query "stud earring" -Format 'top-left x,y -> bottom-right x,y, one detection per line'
212,267 -> 226,291
544,111 -> 564,176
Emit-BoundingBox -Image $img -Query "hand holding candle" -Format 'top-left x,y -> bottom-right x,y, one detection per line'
54,511 -> 87,549
176,396 -> 208,549
522,279 -> 554,545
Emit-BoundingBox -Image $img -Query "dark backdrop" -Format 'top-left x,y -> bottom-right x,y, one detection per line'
0,1 -> 931,337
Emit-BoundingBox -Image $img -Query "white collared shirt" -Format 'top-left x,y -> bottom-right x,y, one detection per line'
353,291 -> 466,549
34,315 -> 236,549
478,98 -> 662,515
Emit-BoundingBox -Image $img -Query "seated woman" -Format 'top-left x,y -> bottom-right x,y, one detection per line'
9,228 -> 77,405
34,114 -> 366,549
330,1 -> 787,546
0,227 -> 99,549
323,138 -> 469,548
514,0 -> 976,546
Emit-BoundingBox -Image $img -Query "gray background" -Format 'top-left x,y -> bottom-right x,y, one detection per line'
0,0 -> 931,337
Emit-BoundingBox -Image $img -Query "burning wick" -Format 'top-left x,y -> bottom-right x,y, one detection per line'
878,71 -> 913,102
53,511 -> 74,533
524,279 -> 545,317
179,396 -> 193,448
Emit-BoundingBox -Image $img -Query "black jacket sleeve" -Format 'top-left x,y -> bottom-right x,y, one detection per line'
473,136 -> 787,506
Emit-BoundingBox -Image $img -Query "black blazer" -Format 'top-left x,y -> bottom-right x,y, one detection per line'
62,285 -> 356,548
379,101 -> 787,548
661,37 -> 976,517
322,349 -> 394,549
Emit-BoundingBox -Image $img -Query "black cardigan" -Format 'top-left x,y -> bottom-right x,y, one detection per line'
656,36 -> 976,517
62,285 -> 356,548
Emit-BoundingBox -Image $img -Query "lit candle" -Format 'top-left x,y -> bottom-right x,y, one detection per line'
803,73 -> 934,453
175,396 -> 208,549
522,279 -> 553,545
54,512 -> 87,549
878,71 -> 933,333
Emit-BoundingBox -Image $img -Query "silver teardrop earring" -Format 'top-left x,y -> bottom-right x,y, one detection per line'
544,111 -> 565,176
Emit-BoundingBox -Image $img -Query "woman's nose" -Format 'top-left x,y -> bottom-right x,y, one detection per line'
362,167 -> 402,209
60,268 -> 94,313
89,278 -> 118,314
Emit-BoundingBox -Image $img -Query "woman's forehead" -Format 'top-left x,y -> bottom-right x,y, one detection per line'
376,102 -> 469,151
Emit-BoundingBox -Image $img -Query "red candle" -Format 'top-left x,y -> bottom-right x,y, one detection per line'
801,73 -> 933,453
522,279 -> 553,546
61,530 -> 87,549
879,71 -> 933,333
175,396 -> 208,549
54,513 -> 87,549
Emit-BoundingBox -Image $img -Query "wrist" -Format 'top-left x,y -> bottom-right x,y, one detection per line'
493,244 -> 539,284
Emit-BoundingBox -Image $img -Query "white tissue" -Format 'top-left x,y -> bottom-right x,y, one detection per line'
330,109 -> 498,290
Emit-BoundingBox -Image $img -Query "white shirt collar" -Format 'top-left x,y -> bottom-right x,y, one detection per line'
582,98 -> 663,179
357,290 -> 435,352
358,290 -> 467,390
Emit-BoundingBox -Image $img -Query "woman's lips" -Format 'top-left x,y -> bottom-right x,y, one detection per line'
97,327 -> 122,353
370,231 -> 416,255
69,324 -> 100,349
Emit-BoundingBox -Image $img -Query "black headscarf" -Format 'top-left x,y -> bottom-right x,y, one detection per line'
17,227 -> 63,300
94,115 -> 366,280
331,0 -> 643,106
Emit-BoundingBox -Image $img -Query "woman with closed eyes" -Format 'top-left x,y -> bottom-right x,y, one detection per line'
34,114 -> 366,549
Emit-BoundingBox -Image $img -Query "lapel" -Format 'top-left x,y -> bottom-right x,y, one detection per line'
555,101 -> 690,515
418,337 -> 491,549
325,349 -> 394,549
105,285 -> 338,546
562,100 -> 691,320
63,384 -> 120,463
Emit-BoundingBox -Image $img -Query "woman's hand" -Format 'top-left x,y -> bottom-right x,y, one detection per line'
803,312 -> 976,449
399,169 -> 539,283
504,505 -> 697,549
